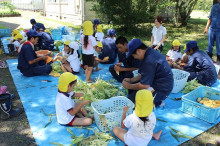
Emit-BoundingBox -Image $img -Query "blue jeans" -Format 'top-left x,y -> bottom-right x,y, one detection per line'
109,65 -> 133,83
207,28 -> 220,55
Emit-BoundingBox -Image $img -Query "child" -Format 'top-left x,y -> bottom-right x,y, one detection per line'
10,29 -> 20,43
81,21 -> 97,82
61,42 -> 81,74
93,41 -> 109,71
13,33 -> 23,52
166,40 -> 182,67
53,40 -> 72,63
113,89 -> 162,146
55,72 -> 92,126
95,25 -> 104,42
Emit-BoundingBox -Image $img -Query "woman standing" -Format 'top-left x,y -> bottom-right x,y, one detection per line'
149,16 -> 167,53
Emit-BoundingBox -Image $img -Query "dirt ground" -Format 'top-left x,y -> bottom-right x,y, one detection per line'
0,10 -> 220,146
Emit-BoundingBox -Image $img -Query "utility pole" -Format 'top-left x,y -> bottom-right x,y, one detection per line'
59,0 -> 62,20
43,0 -> 46,16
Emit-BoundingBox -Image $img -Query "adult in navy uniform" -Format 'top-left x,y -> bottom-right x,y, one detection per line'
17,30 -> 52,77
109,36 -> 140,82
174,41 -> 217,86
122,39 -> 173,107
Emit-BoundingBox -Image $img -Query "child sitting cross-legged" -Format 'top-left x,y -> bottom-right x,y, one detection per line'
113,89 -> 162,146
55,72 -> 92,126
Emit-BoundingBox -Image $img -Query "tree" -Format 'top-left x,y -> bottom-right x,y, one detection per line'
86,0 -> 159,32
173,0 -> 198,26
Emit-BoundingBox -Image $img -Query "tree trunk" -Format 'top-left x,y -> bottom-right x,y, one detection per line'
174,0 -> 179,26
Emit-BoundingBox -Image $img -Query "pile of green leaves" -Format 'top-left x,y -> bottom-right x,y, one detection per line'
51,62 -> 63,73
54,40 -> 64,50
73,78 -> 126,102
182,78 -> 203,93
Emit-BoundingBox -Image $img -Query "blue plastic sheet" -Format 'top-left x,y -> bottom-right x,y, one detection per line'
7,59 -> 220,146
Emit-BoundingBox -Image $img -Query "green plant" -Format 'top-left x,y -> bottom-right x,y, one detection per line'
0,2 -> 15,12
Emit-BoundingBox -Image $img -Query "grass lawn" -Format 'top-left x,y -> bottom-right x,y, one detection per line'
0,17 -> 219,145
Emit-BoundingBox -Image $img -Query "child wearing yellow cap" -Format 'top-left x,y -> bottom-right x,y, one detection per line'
166,39 -> 182,67
95,25 -> 104,41
113,90 -> 162,146
53,40 -> 72,63
81,21 -> 97,82
55,72 -> 92,126
12,33 -> 23,52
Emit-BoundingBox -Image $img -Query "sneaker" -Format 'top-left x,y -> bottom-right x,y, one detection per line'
0,60 -> 8,69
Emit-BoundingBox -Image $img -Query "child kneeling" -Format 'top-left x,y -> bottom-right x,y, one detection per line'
55,72 -> 92,126
113,89 -> 162,146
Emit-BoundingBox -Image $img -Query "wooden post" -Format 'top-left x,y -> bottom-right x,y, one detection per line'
43,0 -> 46,16
59,0 -> 62,19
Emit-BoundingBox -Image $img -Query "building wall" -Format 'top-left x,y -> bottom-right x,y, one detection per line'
11,0 -> 43,11
45,0 -> 96,25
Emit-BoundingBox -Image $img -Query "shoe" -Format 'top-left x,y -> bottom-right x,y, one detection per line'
8,108 -> 23,119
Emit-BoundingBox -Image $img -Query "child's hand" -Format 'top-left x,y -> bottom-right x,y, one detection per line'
123,106 -> 129,113
82,99 -> 90,105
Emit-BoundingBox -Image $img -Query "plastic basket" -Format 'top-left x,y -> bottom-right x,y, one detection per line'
52,35 -> 62,41
214,64 -> 220,75
181,86 -> 220,123
0,29 -> 11,37
91,96 -> 135,132
171,69 -> 190,93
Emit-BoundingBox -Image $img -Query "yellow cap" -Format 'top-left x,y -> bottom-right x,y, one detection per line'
135,89 -> 154,117
58,72 -> 78,92
12,29 -> 20,36
82,21 -> 93,36
45,29 -> 52,35
172,40 -> 180,46
97,25 -> 102,32
14,33 -> 23,40
97,41 -> 103,48
19,28 -> 24,31
64,40 -> 71,46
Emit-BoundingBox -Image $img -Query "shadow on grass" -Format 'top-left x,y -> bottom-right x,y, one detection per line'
0,21 -> 20,31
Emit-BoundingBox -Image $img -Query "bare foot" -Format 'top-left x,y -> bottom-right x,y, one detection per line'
76,113 -> 84,118
86,79 -> 94,83
153,130 -> 163,140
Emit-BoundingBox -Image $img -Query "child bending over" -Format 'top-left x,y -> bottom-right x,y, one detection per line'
113,89 -> 162,146
55,72 -> 92,126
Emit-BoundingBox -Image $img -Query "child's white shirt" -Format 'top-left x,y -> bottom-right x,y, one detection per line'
166,50 -> 182,61
94,50 -> 99,58
67,53 -> 80,72
81,35 -> 97,55
95,32 -> 104,41
152,25 -> 167,46
123,111 -> 156,146
13,40 -> 20,51
55,91 -> 75,125
62,49 -> 70,59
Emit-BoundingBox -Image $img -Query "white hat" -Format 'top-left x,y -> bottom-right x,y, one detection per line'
69,42 -> 79,50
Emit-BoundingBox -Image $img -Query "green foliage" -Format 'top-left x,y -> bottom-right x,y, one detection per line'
86,0 -> 159,34
0,2 -> 15,12
194,0 -> 213,12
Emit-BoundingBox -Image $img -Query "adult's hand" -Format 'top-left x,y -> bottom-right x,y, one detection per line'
203,28 -> 208,34
154,45 -> 159,50
41,56 -> 48,61
114,65 -> 121,72
122,80 -> 131,89
123,78 -> 131,83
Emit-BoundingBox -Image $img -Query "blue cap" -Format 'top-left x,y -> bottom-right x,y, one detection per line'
26,30 -> 41,38
184,41 -> 197,53
94,19 -> 100,25
35,23 -> 46,30
127,39 -> 143,58
107,29 -> 116,37
30,19 -> 36,24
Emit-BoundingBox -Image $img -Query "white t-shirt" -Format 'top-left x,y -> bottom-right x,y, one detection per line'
62,49 -> 71,59
166,50 -> 182,61
13,40 -> 20,51
123,111 -> 156,146
152,26 -> 167,46
67,53 -> 80,72
94,51 -> 99,58
95,32 -> 104,41
81,35 -> 97,55
20,31 -> 26,38
55,91 -> 75,125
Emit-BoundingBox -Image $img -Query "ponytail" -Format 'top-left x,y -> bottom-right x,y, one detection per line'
139,117 -> 149,126
84,35 -> 89,48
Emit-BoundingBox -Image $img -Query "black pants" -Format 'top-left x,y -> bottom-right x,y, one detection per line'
153,45 -> 163,53
109,65 -> 133,83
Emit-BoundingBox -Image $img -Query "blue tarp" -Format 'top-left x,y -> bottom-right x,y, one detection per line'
7,59 -> 220,146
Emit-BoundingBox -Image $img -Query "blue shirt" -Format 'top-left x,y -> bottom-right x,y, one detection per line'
138,47 -> 174,95
17,43 -> 37,72
184,49 -> 217,86
118,51 -> 141,68
99,37 -> 118,64
208,3 -> 220,31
